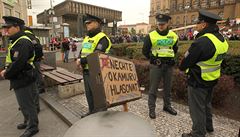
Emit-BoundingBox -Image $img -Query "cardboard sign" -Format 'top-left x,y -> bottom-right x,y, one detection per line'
87,52 -> 141,109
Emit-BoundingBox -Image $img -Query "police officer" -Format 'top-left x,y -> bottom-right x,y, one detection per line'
24,27 -> 44,113
180,9 -> 229,137
142,14 -> 178,119
0,16 -> 39,137
76,14 -> 111,118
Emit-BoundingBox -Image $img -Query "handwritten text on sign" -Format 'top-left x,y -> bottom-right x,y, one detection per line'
99,54 -> 141,104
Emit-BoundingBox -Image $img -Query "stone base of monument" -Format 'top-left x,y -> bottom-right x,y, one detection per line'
43,50 -> 56,69
63,111 -> 156,137
58,82 -> 85,98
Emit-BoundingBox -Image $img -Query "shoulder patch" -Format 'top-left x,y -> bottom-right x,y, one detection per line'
32,40 -> 37,45
13,51 -> 19,58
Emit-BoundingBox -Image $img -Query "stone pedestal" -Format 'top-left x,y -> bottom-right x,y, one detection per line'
58,82 -> 85,99
43,50 -> 56,69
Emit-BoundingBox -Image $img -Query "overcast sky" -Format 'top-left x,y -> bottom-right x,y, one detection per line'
30,0 -> 150,25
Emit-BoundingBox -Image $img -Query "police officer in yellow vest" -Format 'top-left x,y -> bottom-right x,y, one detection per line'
0,16 -> 39,137
77,14 -> 111,118
142,14 -> 178,119
180,10 -> 229,137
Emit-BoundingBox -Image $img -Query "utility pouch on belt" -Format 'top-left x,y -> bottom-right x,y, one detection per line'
154,59 -> 162,66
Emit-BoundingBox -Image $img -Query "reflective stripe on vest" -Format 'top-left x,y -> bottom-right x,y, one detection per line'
149,30 -> 178,57
24,30 -> 40,40
81,32 -> 111,69
24,30 -> 33,34
5,36 -> 35,67
197,33 -> 228,81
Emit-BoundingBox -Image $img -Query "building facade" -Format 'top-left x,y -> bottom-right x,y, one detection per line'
37,0 -> 122,38
119,23 -> 151,35
0,0 -> 28,50
0,0 -> 27,21
149,0 -> 240,28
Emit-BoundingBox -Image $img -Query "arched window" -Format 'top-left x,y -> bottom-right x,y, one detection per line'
176,16 -> 180,25
183,15 -> 187,25
191,15 -> 196,23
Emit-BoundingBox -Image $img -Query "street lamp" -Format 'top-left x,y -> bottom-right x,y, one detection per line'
49,0 -> 55,38
184,5 -> 190,34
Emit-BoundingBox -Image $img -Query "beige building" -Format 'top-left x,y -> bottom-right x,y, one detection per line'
149,0 -> 240,28
136,23 -> 151,34
119,22 -> 151,34
0,0 -> 28,24
0,0 -> 28,50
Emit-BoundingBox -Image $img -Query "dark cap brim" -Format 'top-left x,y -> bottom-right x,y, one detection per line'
84,19 -> 101,24
2,23 -> 13,27
157,20 -> 168,24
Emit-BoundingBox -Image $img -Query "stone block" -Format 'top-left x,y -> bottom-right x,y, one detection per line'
58,82 -> 85,99
43,50 -> 56,69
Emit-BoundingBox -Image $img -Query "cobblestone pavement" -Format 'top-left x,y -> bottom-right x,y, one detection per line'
44,87 -> 239,137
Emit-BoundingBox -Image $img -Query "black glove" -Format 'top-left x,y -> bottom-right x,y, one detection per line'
80,57 -> 87,65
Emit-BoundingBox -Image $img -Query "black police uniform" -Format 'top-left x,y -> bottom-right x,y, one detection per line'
24,27 -> 44,113
142,14 -> 178,118
180,10 -> 226,137
79,14 -> 110,118
2,16 -> 39,137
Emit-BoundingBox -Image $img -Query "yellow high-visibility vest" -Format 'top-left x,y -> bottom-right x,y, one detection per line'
196,33 -> 228,81
149,30 -> 178,57
5,36 -> 35,68
81,32 -> 111,69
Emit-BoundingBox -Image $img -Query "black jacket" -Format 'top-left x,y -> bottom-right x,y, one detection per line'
142,28 -> 178,63
179,24 -> 225,88
5,31 -> 36,90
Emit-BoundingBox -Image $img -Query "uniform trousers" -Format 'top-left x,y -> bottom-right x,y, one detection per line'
83,70 -> 94,113
148,64 -> 173,111
33,61 -> 43,110
188,85 -> 213,137
14,82 -> 39,131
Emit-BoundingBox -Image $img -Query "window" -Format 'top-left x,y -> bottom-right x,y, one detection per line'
220,0 -> 224,5
191,15 -> 196,23
15,11 -> 20,18
210,0 -> 218,7
192,0 -> 200,9
225,0 -> 236,4
183,15 -> 187,25
200,0 -> 208,8
176,16 -> 180,24
178,3 -> 183,11
4,7 -> 12,16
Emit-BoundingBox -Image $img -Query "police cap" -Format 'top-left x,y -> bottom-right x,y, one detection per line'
197,9 -> 222,24
83,14 -> 103,24
2,16 -> 25,27
155,14 -> 171,24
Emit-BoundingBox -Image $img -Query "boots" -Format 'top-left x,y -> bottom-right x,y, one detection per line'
163,106 -> 177,115
17,121 -> 27,130
149,109 -> 156,119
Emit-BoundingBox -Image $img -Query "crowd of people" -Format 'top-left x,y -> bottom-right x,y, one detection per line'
109,34 -> 145,44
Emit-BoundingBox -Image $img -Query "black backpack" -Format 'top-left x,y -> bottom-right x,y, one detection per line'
25,33 -> 43,61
